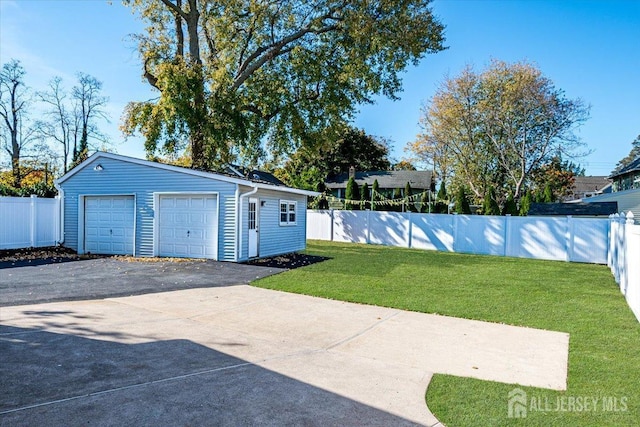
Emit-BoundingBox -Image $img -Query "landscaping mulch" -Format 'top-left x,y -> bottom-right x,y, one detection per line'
0,246 -> 106,268
245,252 -> 329,270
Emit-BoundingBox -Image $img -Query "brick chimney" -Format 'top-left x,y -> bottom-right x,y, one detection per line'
349,166 -> 356,179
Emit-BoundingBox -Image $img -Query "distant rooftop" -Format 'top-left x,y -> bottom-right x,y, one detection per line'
325,170 -> 434,190
222,164 -> 286,187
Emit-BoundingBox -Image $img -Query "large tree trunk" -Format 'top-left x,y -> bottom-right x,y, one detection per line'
11,136 -> 20,188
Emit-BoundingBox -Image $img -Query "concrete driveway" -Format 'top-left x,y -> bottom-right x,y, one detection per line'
1,261 -> 570,426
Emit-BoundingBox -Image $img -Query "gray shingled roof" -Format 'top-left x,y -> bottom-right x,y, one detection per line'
528,202 -> 618,216
572,176 -> 612,194
325,170 -> 433,189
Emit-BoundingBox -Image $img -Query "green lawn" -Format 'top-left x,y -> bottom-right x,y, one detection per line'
253,240 -> 640,426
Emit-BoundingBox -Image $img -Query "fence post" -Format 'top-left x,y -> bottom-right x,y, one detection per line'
366,209 -> 371,244
407,212 -> 412,248
504,215 -> 511,257
566,215 -> 574,262
453,214 -> 459,253
330,209 -> 334,241
30,195 -> 37,248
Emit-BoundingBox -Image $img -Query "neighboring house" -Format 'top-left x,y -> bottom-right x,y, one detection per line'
55,152 -> 317,261
580,159 -> 640,222
562,176 -> 612,201
325,168 -> 434,199
610,157 -> 640,192
528,202 -> 618,217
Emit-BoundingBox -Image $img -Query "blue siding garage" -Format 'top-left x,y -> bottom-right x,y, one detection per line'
55,152 -> 316,261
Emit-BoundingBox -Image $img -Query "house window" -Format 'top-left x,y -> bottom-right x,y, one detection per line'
280,200 -> 297,225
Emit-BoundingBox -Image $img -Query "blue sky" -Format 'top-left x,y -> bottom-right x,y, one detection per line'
1,0 -> 638,175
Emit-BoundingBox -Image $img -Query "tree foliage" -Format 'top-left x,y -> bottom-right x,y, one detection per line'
408,60 -> 590,205
613,134 -> 640,174
345,176 -> 359,210
371,178 -> 380,211
482,185 -> 500,215
121,0 -> 446,169
454,186 -> 471,214
273,126 -> 391,190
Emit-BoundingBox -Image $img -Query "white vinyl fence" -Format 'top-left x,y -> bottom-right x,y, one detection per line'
0,196 -> 60,249
307,210 -> 609,264
609,212 -> 640,322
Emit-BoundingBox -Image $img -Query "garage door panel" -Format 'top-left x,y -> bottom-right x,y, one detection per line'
158,195 -> 217,259
85,196 -> 134,255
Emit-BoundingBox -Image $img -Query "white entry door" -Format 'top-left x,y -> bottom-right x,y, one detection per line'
84,196 -> 135,255
158,195 -> 218,259
248,198 -> 259,258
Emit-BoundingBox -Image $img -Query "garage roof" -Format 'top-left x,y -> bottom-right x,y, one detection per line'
56,152 -> 319,197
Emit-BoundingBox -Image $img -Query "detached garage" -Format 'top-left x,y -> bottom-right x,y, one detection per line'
55,152 -> 317,261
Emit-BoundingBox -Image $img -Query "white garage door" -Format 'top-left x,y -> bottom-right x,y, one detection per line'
85,196 -> 135,255
158,195 -> 218,259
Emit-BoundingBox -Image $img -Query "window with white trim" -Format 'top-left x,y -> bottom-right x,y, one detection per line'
279,200 -> 297,225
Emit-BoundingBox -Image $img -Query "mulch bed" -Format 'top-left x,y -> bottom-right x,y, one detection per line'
245,252 -> 330,269
1,247 -> 329,270
0,246 -> 106,268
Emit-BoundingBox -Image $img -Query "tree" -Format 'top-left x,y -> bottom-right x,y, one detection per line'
371,179 -> 380,211
360,182 -> 369,210
408,60 -> 590,204
519,190 -> 532,216
392,187 -> 403,212
345,176 -> 359,210
404,181 -> 415,212
122,0 -> 446,170
274,126 -> 391,190
531,155 -> 577,202
454,186 -> 471,214
482,185 -> 500,215
0,60 -> 42,188
613,134 -> 640,173
502,193 -> 518,216
393,160 -> 417,170
71,73 -> 109,164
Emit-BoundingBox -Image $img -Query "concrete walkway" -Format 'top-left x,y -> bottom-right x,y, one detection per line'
1,286 -> 569,426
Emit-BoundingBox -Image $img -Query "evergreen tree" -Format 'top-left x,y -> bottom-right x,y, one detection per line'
371,179 -> 380,211
404,181 -> 415,212
502,193 -> 518,216
437,181 -> 447,201
455,186 -> 471,214
543,183 -> 554,203
345,177 -> 360,210
392,187 -> 403,212
361,182 -> 370,210
420,190 -> 430,213
519,190 -> 532,216
482,186 -> 500,215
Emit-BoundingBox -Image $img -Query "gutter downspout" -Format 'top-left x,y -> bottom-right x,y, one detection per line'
236,184 -> 259,262
53,181 -> 64,245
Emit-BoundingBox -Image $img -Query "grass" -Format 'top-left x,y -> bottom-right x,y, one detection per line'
253,240 -> 640,426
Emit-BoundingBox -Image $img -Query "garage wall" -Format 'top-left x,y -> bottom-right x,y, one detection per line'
239,188 -> 308,260
59,156 -> 238,261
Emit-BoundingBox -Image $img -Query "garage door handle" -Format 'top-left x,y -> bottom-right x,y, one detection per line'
110,229 -> 112,235
187,230 -> 190,237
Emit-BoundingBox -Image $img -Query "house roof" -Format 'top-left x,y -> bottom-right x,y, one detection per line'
223,164 -> 286,187
571,176 -> 612,194
528,202 -> 618,216
610,157 -> 640,179
56,152 -> 318,196
325,170 -> 434,190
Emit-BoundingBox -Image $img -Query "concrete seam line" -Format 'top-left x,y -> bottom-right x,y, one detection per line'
325,310 -> 401,350
0,362 -> 253,415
